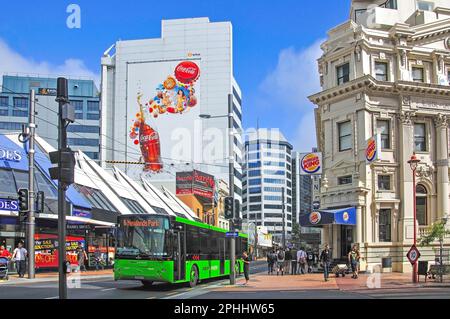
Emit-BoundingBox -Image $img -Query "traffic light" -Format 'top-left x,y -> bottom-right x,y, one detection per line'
224,196 -> 234,219
49,147 -> 75,187
36,191 -> 45,213
17,188 -> 29,212
234,199 -> 240,219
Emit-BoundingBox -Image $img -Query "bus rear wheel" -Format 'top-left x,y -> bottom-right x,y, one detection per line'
189,266 -> 199,288
141,280 -> 153,288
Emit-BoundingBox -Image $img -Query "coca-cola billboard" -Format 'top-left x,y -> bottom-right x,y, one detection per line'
127,59 -> 201,174
175,170 -> 215,200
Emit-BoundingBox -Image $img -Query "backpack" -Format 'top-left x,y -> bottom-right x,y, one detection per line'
278,251 -> 284,260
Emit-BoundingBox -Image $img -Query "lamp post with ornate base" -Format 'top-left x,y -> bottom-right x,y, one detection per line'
408,152 -> 421,284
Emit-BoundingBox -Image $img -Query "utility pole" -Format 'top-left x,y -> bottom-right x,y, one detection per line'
228,93 -> 236,285
282,187 -> 286,248
27,89 -> 36,279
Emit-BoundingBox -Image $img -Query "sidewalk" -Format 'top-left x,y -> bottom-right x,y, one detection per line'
0,269 -> 113,285
213,271 -> 450,293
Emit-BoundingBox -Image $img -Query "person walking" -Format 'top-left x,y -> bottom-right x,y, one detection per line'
320,244 -> 331,282
76,246 -> 88,272
348,244 -> 361,279
276,248 -> 285,276
290,247 -> 298,275
242,251 -> 250,285
297,247 -> 307,275
12,241 -> 27,278
267,250 -> 275,275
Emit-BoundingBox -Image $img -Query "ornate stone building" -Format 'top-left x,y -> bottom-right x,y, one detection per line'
309,0 -> 450,272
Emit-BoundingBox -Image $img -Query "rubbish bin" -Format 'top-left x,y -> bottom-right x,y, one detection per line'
418,261 -> 428,279
381,257 -> 392,273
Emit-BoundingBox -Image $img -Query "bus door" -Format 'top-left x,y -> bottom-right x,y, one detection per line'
219,238 -> 225,275
174,230 -> 186,281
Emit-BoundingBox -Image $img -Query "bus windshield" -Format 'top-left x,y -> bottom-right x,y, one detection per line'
116,215 -> 171,259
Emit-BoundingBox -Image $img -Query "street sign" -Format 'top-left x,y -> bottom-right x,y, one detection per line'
407,245 -> 421,265
226,232 -> 239,238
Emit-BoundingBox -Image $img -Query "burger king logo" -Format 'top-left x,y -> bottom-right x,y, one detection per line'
366,138 -> 377,162
309,212 -> 321,225
301,153 -> 321,174
343,212 -> 349,222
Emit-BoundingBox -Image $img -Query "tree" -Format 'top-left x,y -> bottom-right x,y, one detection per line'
291,223 -> 302,248
419,220 -> 450,283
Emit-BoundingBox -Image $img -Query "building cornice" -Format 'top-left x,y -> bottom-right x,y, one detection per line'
308,75 -> 450,106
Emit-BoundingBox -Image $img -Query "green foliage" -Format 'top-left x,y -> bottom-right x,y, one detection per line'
419,220 -> 450,246
291,223 -> 302,246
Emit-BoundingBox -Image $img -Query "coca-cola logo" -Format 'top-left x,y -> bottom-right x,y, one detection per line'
140,131 -> 159,143
174,61 -> 200,84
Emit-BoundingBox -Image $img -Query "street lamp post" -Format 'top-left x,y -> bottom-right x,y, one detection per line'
199,95 -> 237,285
408,152 -> 421,284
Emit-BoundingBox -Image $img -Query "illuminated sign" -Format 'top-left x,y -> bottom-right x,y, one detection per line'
122,219 -> 161,228
300,152 -> 322,175
309,212 -> 322,225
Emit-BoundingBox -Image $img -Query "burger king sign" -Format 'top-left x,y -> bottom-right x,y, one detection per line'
366,134 -> 381,164
300,152 -> 322,175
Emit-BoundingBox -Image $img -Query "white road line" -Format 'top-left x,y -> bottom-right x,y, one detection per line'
100,288 -> 116,292
45,296 -> 59,299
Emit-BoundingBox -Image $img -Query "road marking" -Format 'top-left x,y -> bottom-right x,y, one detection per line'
100,288 -> 116,292
45,296 -> 59,299
146,296 -> 156,299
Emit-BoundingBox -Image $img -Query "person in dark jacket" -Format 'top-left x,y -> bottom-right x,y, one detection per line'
290,248 -> 298,275
319,244 -> 331,282
242,251 -> 250,285
267,250 -> 275,275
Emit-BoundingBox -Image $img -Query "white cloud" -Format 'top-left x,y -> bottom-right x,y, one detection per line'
256,39 -> 324,152
0,38 -> 99,88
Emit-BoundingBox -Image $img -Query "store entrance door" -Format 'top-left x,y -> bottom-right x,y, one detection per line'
340,226 -> 353,258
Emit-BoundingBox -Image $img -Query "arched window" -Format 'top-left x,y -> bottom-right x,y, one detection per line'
416,184 -> 428,226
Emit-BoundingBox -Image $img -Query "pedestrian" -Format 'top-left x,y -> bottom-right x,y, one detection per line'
94,247 -> 104,271
307,249 -> 314,273
290,247 -> 298,275
348,244 -> 361,279
276,248 -> 285,276
0,245 -> 11,259
267,250 -> 275,275
242,251 -> 250,285
297,247 -> 307,274
285,247 -> 292,274
12,241 -> 27,278
76,246 -> 87,272
320,244 -> 331,282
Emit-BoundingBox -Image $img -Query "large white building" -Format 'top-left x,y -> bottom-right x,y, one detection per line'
242,129 -> 293,243
309,0 -> 450,272
100,18 -> 243,205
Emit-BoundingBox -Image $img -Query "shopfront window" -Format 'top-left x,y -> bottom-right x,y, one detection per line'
0,169 -> 17,196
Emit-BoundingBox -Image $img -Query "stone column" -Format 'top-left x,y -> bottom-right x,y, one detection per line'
434,114 -> 449,221
356,206 -> 363,244
398,109 -> 416,242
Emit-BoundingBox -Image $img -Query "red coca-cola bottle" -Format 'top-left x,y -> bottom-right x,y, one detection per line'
138,101 -> 163,172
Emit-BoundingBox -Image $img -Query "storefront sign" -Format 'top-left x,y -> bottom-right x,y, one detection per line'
176,170 -> 215,199
66,223 -> 94,231
0,198 -> 19,212
300,152 -> 322,175
309,212 -> 322,225
34,234 -> 84,269
37,88 -> 57,96
0,149 -> 22,162
72,210 -> 92,219
366,134 -> 381,163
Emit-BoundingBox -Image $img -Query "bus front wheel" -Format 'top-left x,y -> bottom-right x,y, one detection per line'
141,280 -> 153,288
189,265 -> 199,288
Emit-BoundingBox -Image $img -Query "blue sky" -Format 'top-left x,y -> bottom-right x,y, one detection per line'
0,0 -> 350,151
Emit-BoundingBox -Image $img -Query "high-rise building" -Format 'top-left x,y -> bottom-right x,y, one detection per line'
309,0 -> 450,272
0,75 -> 100,159
100,18 -> 243,206
242,129 -> 293,243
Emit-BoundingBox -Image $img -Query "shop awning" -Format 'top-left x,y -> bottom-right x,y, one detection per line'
299,207 -> 356,227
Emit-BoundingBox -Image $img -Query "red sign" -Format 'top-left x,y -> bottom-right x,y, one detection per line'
176,170 -> 215,200
174,61 -> 200,84
407,245 -> 421,265
34,234 -> 84,269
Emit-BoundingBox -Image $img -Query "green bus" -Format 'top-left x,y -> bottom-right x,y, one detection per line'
114,214 -> 248,287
